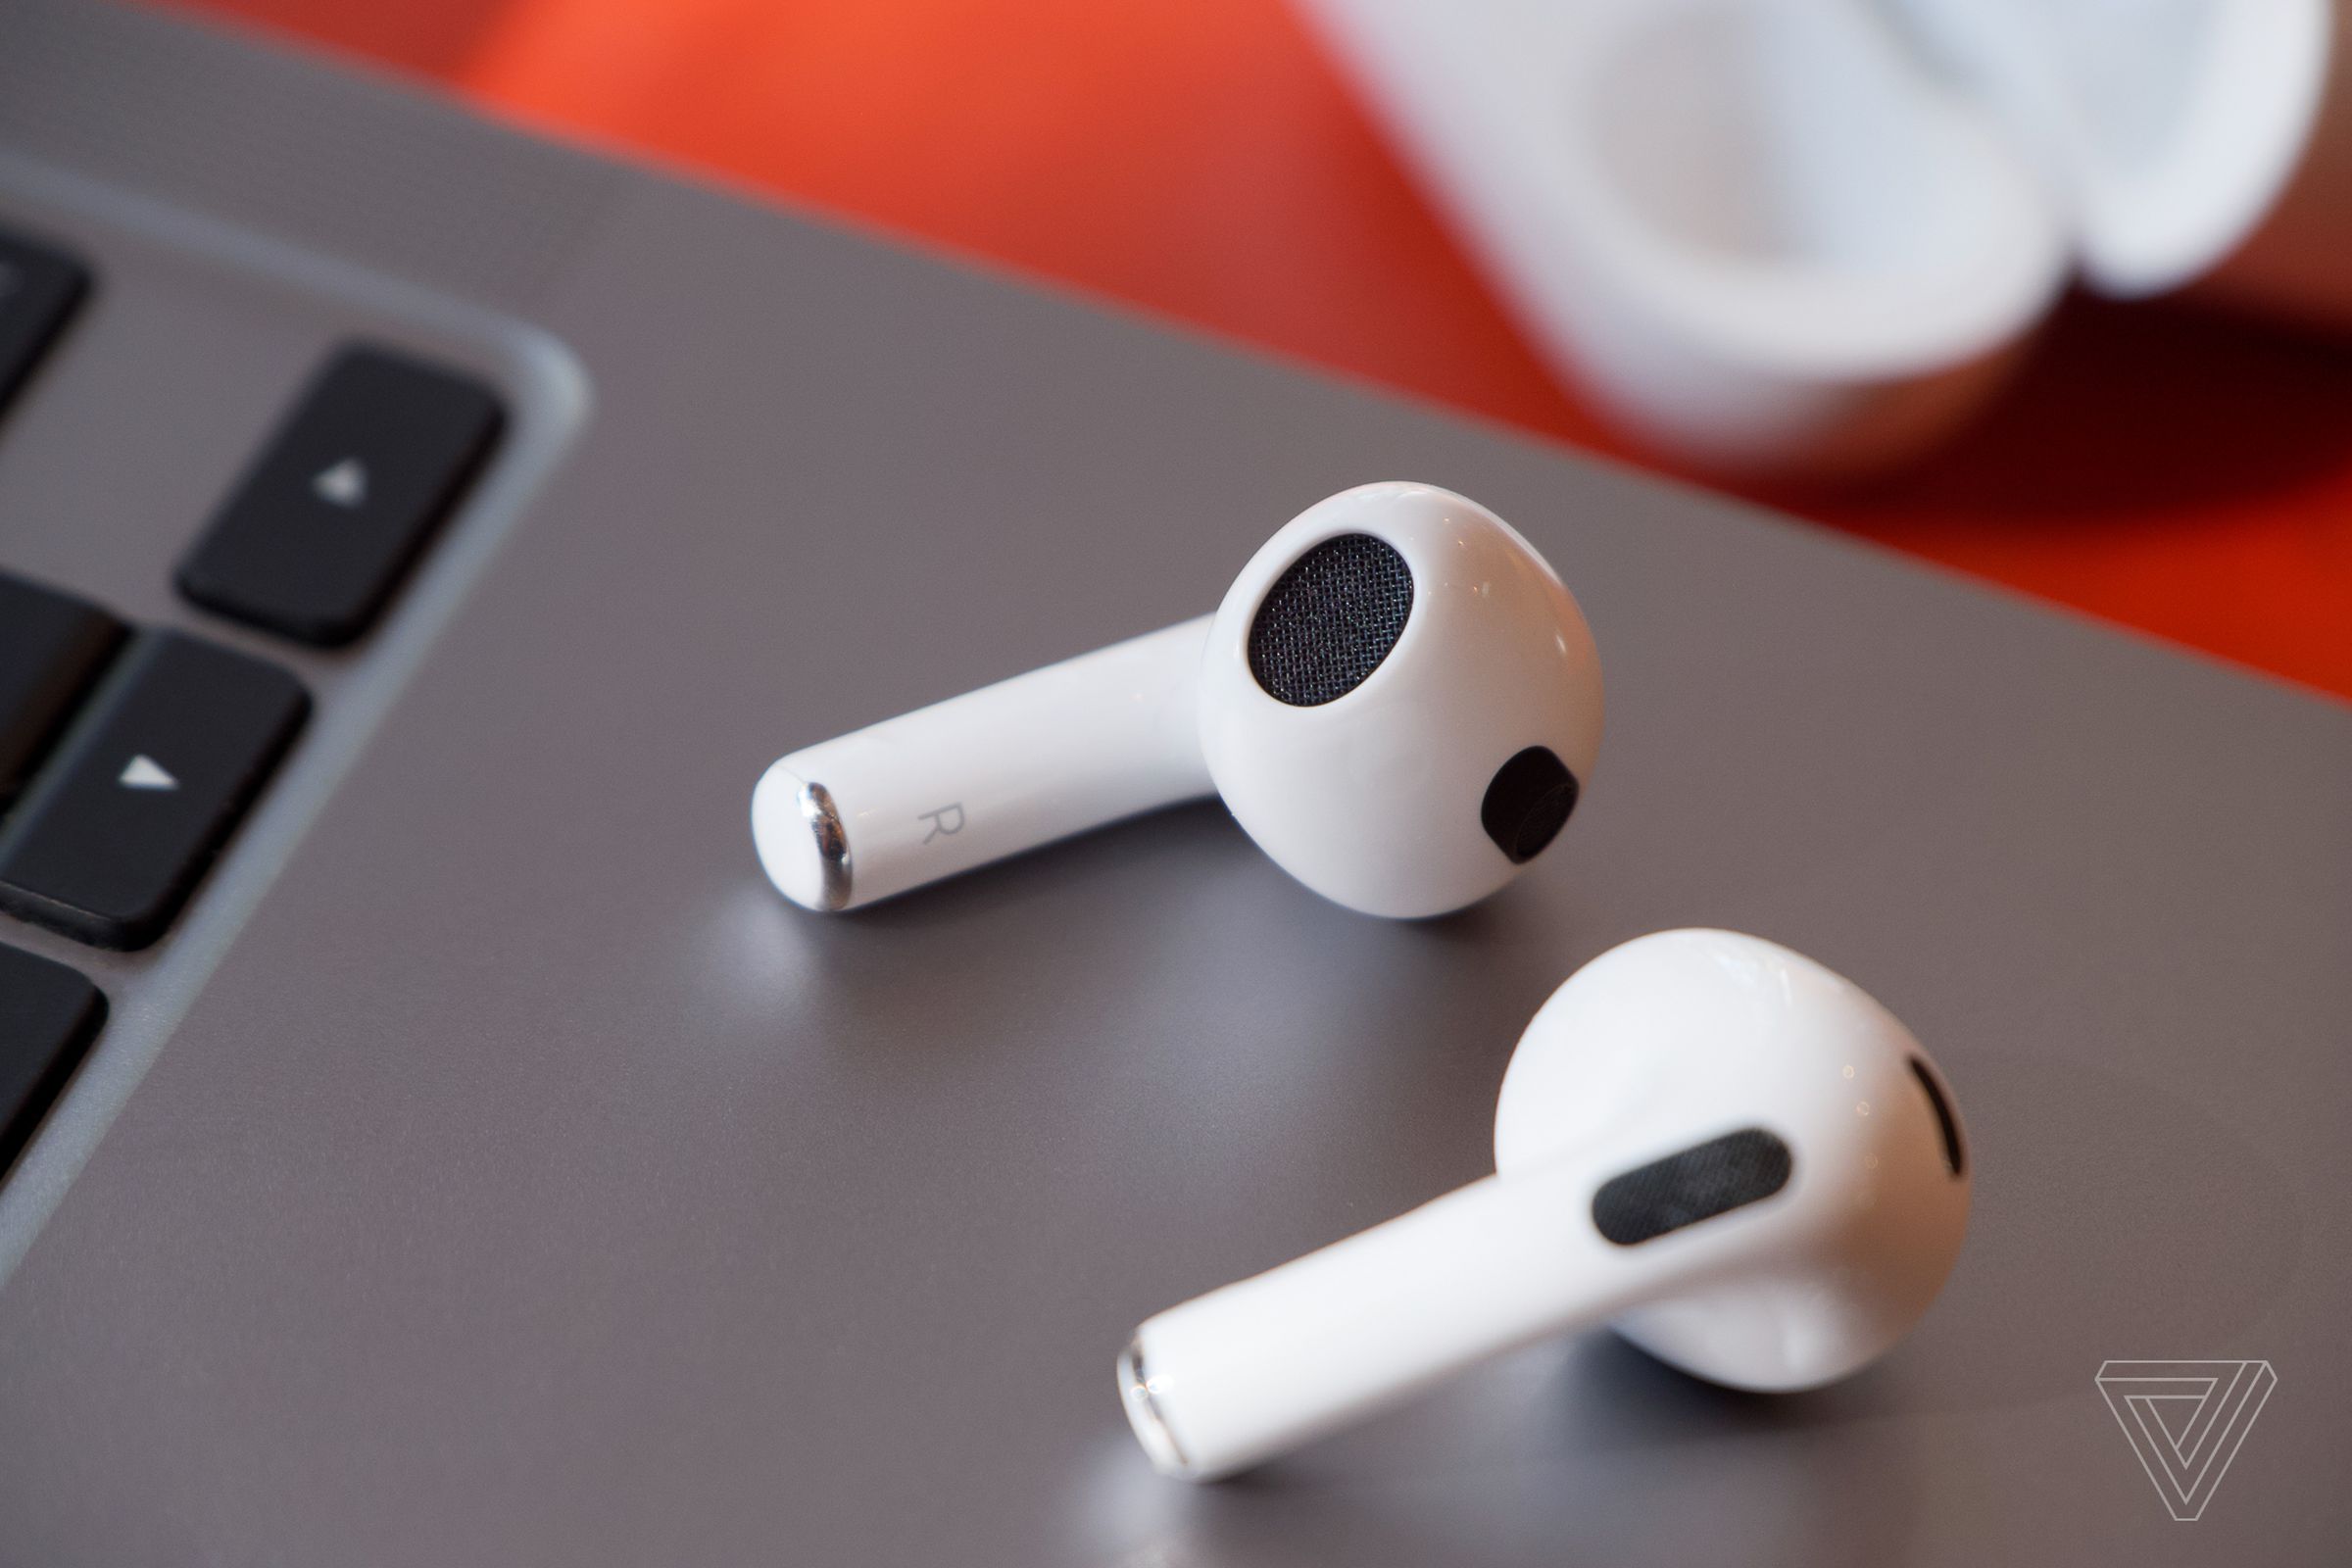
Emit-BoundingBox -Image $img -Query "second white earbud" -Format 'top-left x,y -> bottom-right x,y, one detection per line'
1116,930 -> 1972,1481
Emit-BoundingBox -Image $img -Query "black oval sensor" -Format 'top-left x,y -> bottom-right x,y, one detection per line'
1481,746 -> 1578,863
1592,1128 -> 1793,1247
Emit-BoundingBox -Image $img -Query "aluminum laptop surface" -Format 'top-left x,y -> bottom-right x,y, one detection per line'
0,2 -> 2345,1562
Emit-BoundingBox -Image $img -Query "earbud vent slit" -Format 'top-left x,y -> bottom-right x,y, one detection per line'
1908,1057 -> 1965,1177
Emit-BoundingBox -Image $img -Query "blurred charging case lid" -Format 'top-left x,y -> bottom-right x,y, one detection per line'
1298,0 -> 2333,473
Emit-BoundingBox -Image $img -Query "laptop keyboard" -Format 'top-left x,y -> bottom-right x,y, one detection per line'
0,217 -> 505,1182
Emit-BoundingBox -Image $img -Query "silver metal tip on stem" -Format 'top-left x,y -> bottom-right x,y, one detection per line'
1117,1338 -> 1194,1478
797,780 -> 853,910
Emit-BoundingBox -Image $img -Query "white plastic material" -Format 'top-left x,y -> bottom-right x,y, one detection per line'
2201,0 -> 2352,329
1119,930 -> 1972,1481
1298,0 -> 2333,472
1200,484 -> 1602,917
752,619 -> 1210,910
1886,0 -> 2330,298
752,482 -> 1603,917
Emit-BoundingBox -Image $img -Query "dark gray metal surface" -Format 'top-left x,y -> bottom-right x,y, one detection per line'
0,2 -> 2347,1562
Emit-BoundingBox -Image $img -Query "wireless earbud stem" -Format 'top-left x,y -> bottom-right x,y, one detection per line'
1120,1142 -> 1698,1481
753,617 -> 1212,910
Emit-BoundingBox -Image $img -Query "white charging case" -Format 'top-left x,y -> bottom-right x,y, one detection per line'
1298,0 -> 2340,473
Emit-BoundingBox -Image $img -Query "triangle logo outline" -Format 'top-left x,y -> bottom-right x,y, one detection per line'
2096,1359 -> 2277,1521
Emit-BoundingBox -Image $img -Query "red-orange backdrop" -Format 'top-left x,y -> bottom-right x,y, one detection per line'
165,0 -> 2352,700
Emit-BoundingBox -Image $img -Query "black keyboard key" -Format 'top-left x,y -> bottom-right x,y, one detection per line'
0,573 -> 125,808
0,227 -> 90,422
177,344 -> 503,646
0,632 -> 307,949
0,943 -> 104,1177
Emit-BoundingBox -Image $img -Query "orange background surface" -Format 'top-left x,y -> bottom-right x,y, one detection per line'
168,0 -> 2352,700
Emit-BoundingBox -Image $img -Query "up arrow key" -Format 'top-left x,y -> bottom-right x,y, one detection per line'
312,458 -> 368,509
119,754 -> 178,791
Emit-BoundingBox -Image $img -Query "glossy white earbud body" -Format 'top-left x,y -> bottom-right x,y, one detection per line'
753,482 -> 1602,917
1117,930 -> 1972,1481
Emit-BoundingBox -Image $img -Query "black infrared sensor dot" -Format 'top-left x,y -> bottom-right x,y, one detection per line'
1480,746 -> 1578,863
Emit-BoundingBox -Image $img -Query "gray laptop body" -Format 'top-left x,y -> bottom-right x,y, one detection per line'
0,1 -> 2345,1562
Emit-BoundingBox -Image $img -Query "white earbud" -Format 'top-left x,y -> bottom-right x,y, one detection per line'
752,482 -> 1602,917
1116,929 -> 1971,1481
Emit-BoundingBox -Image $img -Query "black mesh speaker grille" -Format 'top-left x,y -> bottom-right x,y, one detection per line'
1246,534 -> 1414,706
1591,1128 -> 1793,1247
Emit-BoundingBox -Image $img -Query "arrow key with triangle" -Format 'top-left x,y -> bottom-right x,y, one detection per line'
176,344 -> 503,647
0,631 -> 307,949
